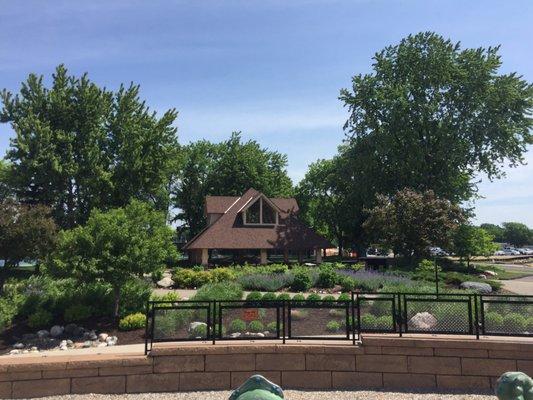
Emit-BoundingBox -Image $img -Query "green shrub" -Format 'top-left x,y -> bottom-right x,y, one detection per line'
527,317 -> 533,333
503,313 -> 527,333
276,293 -> 291,301
326,320 -> 341,332
229,319 -> 247,333
370,300 -> 391,317
291,270 -> 312,292
172,268 -> 212,288
484,312 -> 504,331
267,321 -> 280,332
151,268 -> 164,284
64,304 -> 93,322
248,320 -> 264,332
306,293 -> 321,301
261,292 -> 277,301
317,266 -> 337,288
322,295 -> 335,302
375,315 -> 393,330
337,293 -> 350,302
269,264 -> 289,274
27,309 -> 53,329
246,291 -> 263,301
193,282 -> 243,301
120,279 -> 152,316
339,276 -> 357,292
151,291 -> 181,303
360,314 -> 377,330
210,268 -> 237,283
292,294 -> 305,302
119,313 -> 147,331
153,309 -> 190,339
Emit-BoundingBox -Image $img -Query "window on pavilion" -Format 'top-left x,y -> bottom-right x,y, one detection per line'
244,197 -> 278,225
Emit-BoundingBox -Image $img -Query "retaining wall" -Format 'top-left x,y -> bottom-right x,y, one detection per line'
1,336 -> 533,398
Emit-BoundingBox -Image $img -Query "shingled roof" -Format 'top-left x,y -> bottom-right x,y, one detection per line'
185,188 -> 333,251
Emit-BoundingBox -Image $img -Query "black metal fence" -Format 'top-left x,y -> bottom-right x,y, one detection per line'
144,293 -> 533,354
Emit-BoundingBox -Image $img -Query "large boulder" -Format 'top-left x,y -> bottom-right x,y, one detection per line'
50,325 -> 64,338
408,312 -> 437,330
157,277 -> 174,288
460,281 -> 492,293
189,322 -> 207,332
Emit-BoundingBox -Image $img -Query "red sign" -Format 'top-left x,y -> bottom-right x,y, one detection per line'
242,309 -> 259,321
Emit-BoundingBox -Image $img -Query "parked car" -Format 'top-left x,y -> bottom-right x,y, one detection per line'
517,248 -> 533,255
429,247 -> 449,256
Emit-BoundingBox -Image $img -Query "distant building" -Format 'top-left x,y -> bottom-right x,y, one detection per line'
183,188 -> 333,265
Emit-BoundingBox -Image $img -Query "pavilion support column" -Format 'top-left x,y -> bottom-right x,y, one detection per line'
297,251 -> 303,264
315,248 -> 323,264
283,249 -> 289,264
201,248 -> 209,266
260,249 -> 268,265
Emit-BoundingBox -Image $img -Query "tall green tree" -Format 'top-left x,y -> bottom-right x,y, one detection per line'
480,223 -> 505,242
0,200 -> 58,292
174,132 -> 293,237
502,222 -> 532,246
0,159 -> 12,201
452,225 -> 498,268
47,200 -> 177,319
340,32 -> 532,203
363,188 -> 464,262
0,65 -> 179,228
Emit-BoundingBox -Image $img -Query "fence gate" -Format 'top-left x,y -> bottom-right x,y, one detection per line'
480,295 -> 533,337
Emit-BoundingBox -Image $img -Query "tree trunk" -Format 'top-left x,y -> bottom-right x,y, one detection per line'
113,286 -> 121,323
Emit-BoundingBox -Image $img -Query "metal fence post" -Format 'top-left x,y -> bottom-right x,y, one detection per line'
282,300 -> 286,344
351,291 -> 356,345
473,294 -> 479,340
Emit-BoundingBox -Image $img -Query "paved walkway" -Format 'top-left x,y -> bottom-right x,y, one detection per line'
502,275 -> 533,295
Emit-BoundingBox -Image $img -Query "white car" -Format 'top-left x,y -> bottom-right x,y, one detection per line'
517,248 -> 533,255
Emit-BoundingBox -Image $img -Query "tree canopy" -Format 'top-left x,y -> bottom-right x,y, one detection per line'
452,225 -> 498,268
47,200 -> 177,318
340,32 -> 532,203
0,159 -> 12,202
0,200 -> 57,291
363,188 -> 464,261
501,222 -> 532,246
0,65 -> 179,228
173,132 -> 293,237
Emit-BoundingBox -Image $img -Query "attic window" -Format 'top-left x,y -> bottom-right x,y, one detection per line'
243,197 -> 278,225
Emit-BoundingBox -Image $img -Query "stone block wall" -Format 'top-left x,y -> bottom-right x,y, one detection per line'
1,336 -> 533,398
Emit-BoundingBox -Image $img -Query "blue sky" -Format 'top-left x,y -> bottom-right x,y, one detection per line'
0,0 -> 531,226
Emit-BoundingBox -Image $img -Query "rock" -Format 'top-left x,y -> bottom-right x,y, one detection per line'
22,333 -> 37,341
73,326 -> 85,337
91,341 -> 100,347
230,332 -> 241,338
30,346 -> 38,351
106,336 -> 118,346
478,274 -> 487,279
59,344 -> 68,351
37,330 -> 49,339
188,322 -> 207,332
82,341 -> 92,348
304,263 -> 316,267
9,349 -> 20,355
256,332 -> 265,337
484,270 -> 498,277
22,350 -> 29,354
66,340 -> 74,347
157,277 -> 174,288
408,312 -> 437,330
98,333 -> 108,342
84,330 -> 97,341
460,281 -> 492,293
64,323 -> 78,335
97,342 -> 107,347
13,342 -> 25,349
50,325 -> 64,337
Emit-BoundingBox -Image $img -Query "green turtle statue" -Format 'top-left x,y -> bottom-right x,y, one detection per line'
229,374 -> 284,400
496,372 -> 533,400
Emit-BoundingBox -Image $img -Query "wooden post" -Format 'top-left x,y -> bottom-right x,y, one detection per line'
283,249 -> 289,263
316,248 -> 322,264
260,249 -> 268,265
201,248 -> 209,266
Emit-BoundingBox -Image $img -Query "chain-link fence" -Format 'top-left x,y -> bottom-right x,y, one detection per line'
145,293 -> 533,353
